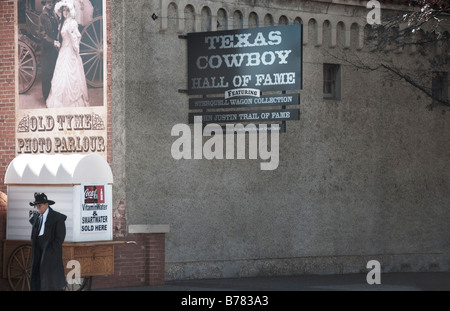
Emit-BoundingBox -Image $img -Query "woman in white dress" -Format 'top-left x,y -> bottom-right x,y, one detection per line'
46,0 -> 89,108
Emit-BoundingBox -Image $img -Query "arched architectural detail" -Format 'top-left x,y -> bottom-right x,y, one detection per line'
160,0 -> 187,33
279,15 -> 288,25
184,4 -> 195,33
160,0 -> 168,31
249,11 -> 259,28
308,18 -> 318,47
336,21 -> 346,48
350,22 -> 362,50
201,6 -> 212,32
217,8 -> 228,30
323,20 -> 332,48
233,10 -> 243,29
264,13 -> 274,27
167,2 -> 178,33
159,0 -> 384,51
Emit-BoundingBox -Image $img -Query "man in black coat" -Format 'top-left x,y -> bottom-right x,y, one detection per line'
39,0 -> 60,101
29,192 -> 67,291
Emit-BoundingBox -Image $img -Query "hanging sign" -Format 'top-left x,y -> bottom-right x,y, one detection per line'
187,24 -> 302,95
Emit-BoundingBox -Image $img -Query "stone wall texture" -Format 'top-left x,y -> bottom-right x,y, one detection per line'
111,0 -> 449,280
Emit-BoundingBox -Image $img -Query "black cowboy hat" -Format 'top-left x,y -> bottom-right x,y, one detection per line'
29,192 -> 55,206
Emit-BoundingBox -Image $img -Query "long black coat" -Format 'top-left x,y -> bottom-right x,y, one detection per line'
30,207 -> 67,291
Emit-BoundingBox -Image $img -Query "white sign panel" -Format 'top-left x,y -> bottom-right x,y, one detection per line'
80,183 -> 109,234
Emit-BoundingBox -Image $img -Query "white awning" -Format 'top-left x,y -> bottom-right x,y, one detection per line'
4,154 -> 113,184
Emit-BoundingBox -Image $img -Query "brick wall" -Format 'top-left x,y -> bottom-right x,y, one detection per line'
0,0 -> 15,192
0,0 -> 17,291
105,0 -> 112,166
91,234 -> 166,289
0,0 -> 166,291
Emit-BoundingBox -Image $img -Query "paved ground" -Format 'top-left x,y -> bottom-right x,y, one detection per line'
97,272 -> 450,291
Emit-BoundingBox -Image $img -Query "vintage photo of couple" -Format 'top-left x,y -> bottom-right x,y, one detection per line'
41,0 -> 91,108
18,0 -> 103,109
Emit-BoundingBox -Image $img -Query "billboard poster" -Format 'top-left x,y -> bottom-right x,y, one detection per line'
16,0 -> 107,158
81,184 -> 108,233
187,24 -> 302,96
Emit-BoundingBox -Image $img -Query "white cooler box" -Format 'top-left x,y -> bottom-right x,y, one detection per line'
5,154 -> 113,242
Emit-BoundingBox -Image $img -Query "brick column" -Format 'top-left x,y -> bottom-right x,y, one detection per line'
0,0 -> 17,291
148,233 -> 166,285
91,225 -> 169,289
0,192 -> 8,290
128,225 -> 169,287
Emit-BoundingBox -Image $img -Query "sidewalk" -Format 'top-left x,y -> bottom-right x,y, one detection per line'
96,272 -> 450,291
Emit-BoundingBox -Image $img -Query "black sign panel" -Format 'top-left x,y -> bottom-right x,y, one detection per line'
189,109 -> 300,124
187,24 -> 302,95
189,94 -> 300,109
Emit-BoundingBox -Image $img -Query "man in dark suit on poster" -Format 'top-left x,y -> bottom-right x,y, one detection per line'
29,192 -> 67,291
39,0 -> 60,101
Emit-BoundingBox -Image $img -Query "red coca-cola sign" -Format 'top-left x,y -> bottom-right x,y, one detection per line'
84,185 -> 105,203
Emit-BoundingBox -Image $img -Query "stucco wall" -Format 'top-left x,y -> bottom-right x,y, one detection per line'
111,0 -> 449,280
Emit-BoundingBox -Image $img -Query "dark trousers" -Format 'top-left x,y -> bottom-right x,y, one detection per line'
31,236 -> 45,291
41,46 -> 58,101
